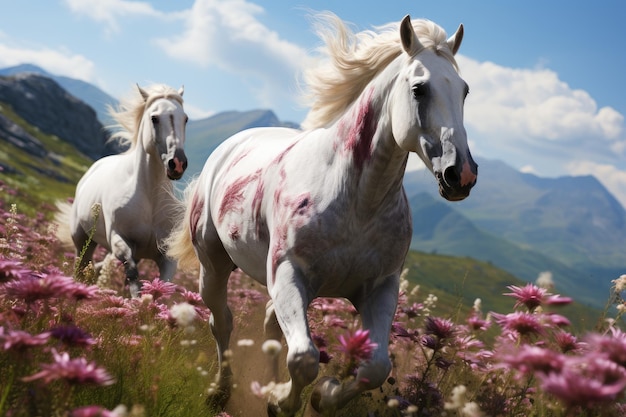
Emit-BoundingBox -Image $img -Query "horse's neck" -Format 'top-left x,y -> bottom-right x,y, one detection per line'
131,138 -> 172,201
330,84 -> 408,214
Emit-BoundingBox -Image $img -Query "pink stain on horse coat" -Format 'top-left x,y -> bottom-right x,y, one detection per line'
269,190 -> 314,285
339,88 -> 378,170
218,172 -> 260,223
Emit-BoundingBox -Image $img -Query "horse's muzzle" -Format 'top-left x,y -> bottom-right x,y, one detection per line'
437,158 -> 477,201
167,149 -> 188,180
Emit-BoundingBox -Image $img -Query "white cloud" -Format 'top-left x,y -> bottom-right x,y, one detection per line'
0,41 -> 96,82
458,55 -> 624,147
154,0 -> 312,108
63,0 -> 169,35
566,160 -> 626,208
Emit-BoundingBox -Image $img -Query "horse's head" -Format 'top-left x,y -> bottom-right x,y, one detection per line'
138,85 -> 189,180
391,16 -> 477,201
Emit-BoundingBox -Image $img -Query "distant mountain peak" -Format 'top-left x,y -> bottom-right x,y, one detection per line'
0,63 -> 51,77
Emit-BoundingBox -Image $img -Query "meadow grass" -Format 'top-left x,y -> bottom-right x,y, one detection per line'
1,181 -> 625,417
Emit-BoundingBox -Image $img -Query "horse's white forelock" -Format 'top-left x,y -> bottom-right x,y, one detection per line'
300,12 -> 458,131
107,84 -> 184,150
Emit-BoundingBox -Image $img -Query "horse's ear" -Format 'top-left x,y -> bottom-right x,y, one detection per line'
136,84 -> 149,102
178,86 -> 184,97
400,15 -> 422,55
447,24 -> 464,55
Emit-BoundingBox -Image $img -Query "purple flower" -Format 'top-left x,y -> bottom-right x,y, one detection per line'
50,325 -> 96,348
0,258 -> 32,283
337,329 -> 377,363
1,273 -> 74,303
424,316 -> 456,340
139,278 -> 177,300
1,327 -> 50,351
22,348 -> 115,386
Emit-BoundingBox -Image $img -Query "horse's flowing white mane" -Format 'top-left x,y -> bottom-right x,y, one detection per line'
301,12 -> 458,130
107,84 -> 184,149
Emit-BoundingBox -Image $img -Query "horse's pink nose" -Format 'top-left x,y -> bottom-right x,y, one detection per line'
459,159 -> 477,187
168,156 -> 187,175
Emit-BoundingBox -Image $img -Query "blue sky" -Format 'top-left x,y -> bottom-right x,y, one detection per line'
0,0 -> 625,207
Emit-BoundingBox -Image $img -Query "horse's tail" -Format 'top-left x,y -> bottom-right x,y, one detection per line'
164,178 -> 201,272
53,200 -> 75,252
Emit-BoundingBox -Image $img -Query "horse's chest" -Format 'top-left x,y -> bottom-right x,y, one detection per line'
289,205 -> 412,295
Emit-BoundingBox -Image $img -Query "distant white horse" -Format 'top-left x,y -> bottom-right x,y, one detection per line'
168,13 -> 476,416
63,84 -> 188,297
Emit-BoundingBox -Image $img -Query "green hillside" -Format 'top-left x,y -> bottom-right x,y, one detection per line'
409,192 -> 608,308
402,251 -> 602,332
0,101 -> 91,215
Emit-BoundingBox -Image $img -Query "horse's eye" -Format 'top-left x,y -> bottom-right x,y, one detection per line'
412,83 -> 428,99
184,115 -> 189,124
151,115 -> 159,125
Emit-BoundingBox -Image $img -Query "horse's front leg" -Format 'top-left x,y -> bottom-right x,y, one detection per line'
267,261 -> 319,416
311,273 -> 399,413
156,253 -> 177,282
263,299 -> 284,384
110,232 -> 140,297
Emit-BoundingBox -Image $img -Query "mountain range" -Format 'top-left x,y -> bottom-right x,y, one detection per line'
0,64 -> 623,309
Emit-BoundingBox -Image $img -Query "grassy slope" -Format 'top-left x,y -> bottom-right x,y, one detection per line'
0,101 -> 91,215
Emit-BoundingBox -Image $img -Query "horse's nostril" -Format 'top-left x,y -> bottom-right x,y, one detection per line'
443,166 -> 459,186
168,160 -> 176,170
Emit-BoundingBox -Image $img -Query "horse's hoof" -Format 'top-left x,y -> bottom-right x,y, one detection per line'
310,376 -> 340,413
205,389 -> 230,411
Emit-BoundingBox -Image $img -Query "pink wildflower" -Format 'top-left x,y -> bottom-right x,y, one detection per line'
337,329 -> 377,363
491,311 -> 544,336
504,283 -> 546,311
22,349 -> 115,386
504,283 -> 572,312
0,258 -> 32,282
1,272 -> 75,303
140,278 -> 176,300
1,327 -> 50,351
553,331 -> 584,353
585,327 -> 626,366
540,356 -> 626,408
424,316 -> 456,340
499,345 -> 565,375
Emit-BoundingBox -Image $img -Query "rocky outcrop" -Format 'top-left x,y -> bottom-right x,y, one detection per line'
0,73 -> 112,160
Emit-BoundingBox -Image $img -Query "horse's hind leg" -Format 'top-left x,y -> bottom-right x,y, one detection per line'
196,237 -> 236,409
266,261 -> 319,416
311,273 -> 399,413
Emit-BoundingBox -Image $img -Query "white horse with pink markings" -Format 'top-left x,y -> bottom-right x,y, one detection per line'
168,12 -> 476,416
